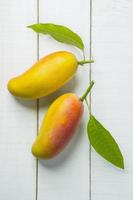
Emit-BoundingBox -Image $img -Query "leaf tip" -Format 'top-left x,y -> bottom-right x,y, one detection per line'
115,155 -> 124,169
120,158 -> 125,170
27,25 -> 33,29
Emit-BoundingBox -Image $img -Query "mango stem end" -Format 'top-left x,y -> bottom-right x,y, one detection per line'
80,81 -> 95,102
78,60 -> 94,65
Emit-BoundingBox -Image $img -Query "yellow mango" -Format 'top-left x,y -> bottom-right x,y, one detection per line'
7,51 -> 78,99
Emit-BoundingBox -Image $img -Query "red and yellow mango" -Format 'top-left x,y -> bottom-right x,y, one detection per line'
32,81 -> 94,159
32,93 -> 83,159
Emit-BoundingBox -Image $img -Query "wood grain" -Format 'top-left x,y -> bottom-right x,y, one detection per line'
92,0 -> 133,199
0,1 -> 37,199
37,0 -> 91,199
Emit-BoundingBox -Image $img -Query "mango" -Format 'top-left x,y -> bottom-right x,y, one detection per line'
32,81 -> 94,159
32,93 -> 83,159
7,51 -> 78,99
7,51 -> 93,99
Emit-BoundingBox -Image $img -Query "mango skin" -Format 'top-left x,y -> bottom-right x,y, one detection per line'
7,51 -> 78,99
32,93 -> 83,159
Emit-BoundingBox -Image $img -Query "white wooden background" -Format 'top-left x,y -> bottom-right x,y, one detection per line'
0,0 -> 133,199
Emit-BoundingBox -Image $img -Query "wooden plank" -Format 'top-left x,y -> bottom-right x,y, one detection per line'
0,1 -> 37,199
37,0 -> 91,199
92,0 -> 133,199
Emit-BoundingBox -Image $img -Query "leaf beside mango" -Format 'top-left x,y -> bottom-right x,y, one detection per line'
87,115 -> 124,169
28,23 -> 84,50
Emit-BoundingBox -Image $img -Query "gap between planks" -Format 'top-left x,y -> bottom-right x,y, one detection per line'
36,0 -> 40,200
89,0 -> 92,199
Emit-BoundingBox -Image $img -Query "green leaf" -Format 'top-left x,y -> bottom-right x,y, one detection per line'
87,115 -> 124,169
27,23 -> 84,50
